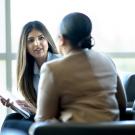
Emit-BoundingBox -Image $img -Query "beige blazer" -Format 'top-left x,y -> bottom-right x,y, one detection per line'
35,49 -> 127,123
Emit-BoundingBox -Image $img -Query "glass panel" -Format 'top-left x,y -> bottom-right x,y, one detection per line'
11,0 -> 135,53
0,0 -> 6,53
0,60 -> 7,128
0,61 -> 6,90
113,58 -> 135,73
12,60 -> 23,99
12,60 -> 17,96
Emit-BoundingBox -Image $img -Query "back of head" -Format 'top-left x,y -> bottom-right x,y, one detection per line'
60,12 -> 93,49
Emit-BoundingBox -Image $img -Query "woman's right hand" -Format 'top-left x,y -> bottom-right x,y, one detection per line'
0,96 -> 13,107
0,97 -> 36,114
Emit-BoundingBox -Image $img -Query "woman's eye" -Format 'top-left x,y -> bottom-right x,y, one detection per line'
39,36 -> 45,40
27,38 -> 34,43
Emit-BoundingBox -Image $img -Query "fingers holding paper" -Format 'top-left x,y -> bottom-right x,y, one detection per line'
0,96 -> 13,107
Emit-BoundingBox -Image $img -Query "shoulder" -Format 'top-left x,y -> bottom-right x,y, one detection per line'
84,49 -> 116,71
47,52 -> 62,61
41,56 -> 63,73
87,49 -> 114,62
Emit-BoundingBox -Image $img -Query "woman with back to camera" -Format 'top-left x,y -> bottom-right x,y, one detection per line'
0,20 -> 60,131
35,12 -> 127,123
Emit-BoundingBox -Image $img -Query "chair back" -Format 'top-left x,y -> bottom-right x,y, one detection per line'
29,121 -> 135,135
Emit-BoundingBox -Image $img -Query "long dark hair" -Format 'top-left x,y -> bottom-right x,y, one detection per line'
17,21 -> 57,107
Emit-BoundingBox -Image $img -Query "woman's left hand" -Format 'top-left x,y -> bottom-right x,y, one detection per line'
15,100 -> 36,114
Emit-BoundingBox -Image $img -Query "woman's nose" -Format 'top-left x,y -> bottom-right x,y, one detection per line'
34,39 -> 40,46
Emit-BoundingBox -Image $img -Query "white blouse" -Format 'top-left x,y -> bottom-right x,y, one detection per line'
33,52 -> 60,93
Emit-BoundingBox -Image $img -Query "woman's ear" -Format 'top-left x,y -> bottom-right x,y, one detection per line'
56,34 -> 65,54
58,34 -> 65,47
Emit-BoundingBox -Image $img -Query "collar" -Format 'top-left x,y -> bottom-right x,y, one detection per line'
34,62 -> 40,75
33,52 -> 53,75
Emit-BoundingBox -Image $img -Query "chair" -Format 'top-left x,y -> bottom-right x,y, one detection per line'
122,73 -> 135,107
29,73 -> 135,135
118,73 -> 135,120
29,121 -> 135,135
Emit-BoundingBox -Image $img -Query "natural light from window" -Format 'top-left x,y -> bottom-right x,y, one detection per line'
11,0 -> 135,53
0,0 -> 135,129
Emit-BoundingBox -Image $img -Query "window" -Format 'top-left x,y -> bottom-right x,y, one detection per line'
0,0 -> 9,128
11,0 -> 135,72
1,0 -> 135,127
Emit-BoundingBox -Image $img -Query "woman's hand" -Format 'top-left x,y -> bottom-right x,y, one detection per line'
15,100 -> 36,114
0,97 -> 36,114
0,96 -> 13,107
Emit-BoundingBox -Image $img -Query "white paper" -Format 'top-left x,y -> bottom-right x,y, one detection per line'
0,90 -> 30,119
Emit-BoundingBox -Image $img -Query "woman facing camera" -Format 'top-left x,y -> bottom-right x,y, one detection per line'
0,20 -> 60,133
35,12 -> 127,123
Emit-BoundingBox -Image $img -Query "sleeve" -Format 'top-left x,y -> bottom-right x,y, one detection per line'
34,63 -> 59,122
116,74 -> 127,115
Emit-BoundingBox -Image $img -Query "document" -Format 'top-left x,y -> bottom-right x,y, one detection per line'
0,90 -> 30,119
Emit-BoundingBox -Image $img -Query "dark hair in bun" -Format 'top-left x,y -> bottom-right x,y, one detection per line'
60,12 -> 93,49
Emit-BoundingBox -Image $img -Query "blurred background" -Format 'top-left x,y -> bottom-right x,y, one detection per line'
0,0 -> 135,128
